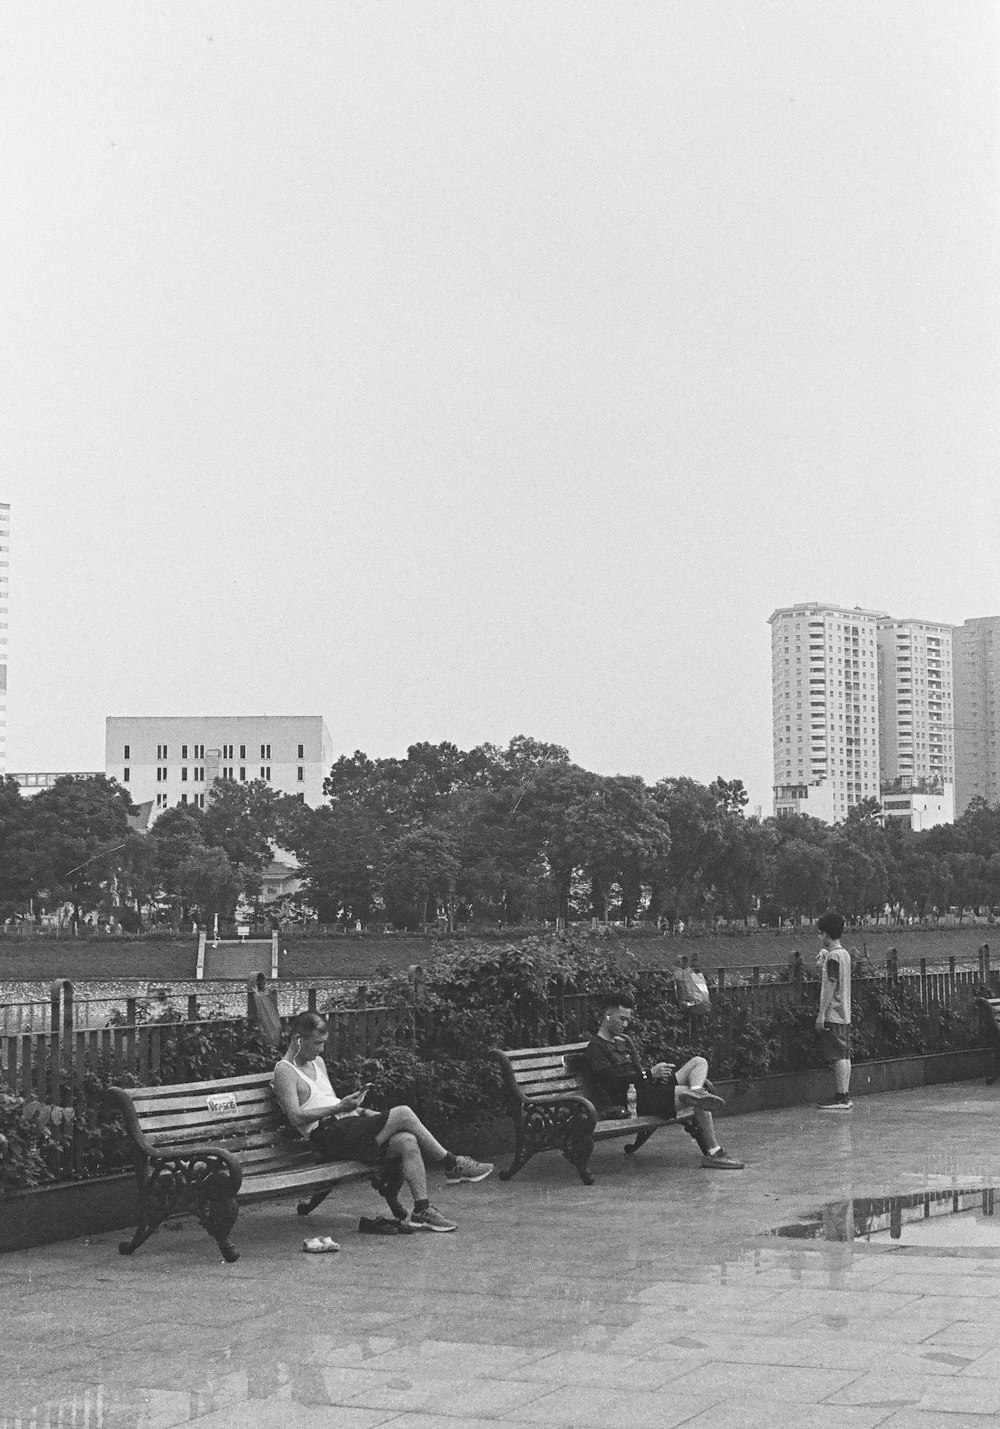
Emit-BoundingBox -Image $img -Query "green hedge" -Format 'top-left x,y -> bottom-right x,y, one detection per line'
0,933 -> 987,1197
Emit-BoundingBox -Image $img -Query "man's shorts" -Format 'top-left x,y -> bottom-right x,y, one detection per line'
818,1022 -> 851,1063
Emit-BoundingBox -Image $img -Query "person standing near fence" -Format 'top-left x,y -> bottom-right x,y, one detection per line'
815,911 -> 852,1111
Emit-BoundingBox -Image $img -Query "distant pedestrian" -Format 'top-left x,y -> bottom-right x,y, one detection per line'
815,911 -> 852,1112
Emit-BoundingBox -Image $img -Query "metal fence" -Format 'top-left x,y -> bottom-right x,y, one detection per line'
3,947 -> 996,1186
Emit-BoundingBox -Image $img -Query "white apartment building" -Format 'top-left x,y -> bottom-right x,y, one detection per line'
877,617 -> 955,797
0,503 -> 9,774
105,716 -> 333,819
770,603 -> 884,823
953,616 -> 1000,815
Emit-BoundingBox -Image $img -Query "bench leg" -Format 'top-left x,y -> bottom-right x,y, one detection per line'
118,1173 -> 172,1256
199,1194 -> 240,1263
371,1163 -> 408,1221
498,1144 -> 535,1182
624,1126 -> 658,1155
564,1134 -> 595,1186
297,1187 -> 334,1216
118,1215 -> 160,1257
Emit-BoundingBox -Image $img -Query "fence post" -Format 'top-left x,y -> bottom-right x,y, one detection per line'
187,994 -> 198,1021
887,948 -> 898,983
126,996 -> 137,1027
307,987 -> 317,1014
920,957 -> 928,1008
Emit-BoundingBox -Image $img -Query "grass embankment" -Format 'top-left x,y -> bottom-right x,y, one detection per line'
0,924 -> 993,987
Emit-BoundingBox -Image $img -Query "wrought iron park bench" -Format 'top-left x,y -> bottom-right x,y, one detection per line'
108,1072 -> 404,1263
976,996 -> 1000,1084
492,1041 -> 666,1185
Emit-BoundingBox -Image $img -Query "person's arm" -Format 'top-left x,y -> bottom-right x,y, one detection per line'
582,1037 -> 632,1104
624,1035 -> 647,1084
817,958 -> 838,1029
273,1060 -> 349,1131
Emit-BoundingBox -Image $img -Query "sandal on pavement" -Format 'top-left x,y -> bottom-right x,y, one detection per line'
302,1235 -> 340,1253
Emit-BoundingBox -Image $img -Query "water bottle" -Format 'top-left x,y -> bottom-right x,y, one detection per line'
626,1083 -> 638,1119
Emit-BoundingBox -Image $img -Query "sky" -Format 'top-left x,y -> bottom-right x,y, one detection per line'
1,2 -> 997,816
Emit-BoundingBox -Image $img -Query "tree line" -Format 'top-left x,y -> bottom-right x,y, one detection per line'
3,737 -> 1000,930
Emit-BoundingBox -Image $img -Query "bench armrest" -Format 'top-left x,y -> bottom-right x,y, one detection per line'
106,1086 -> 244,1193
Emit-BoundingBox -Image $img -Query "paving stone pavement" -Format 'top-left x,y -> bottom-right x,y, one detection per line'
4,1082 -> 1000,1428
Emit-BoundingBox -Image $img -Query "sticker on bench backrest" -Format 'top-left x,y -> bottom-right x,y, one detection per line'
206,1093 -> 239,1115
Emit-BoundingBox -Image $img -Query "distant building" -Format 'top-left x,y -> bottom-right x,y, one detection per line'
773,780 -> 836,823
876,617 -> 955,792
953,616 -> 1000,815
104,715 -> 333,820
880,777 -> 955,832
9,770 -> 102,798
769,602 -> 884,823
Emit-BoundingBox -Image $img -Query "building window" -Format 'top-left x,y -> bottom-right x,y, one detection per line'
182,745 -> 188,759
181,767 -> 188,781
297,766 -> 304,781
240,745 -> 246,759
123,768 -> 130,782
239,766 -> 246,781
261,766 -> 270,780
181,793 -> 188,804
123,744 -> 130,760
260,743 -> 271,759
298,744 -> 304,759
223,744 -> 233,759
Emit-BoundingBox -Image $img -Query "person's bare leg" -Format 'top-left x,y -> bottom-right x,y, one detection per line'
674,1056 -> 708,1090
674,1058 -> 723,1109
385,1130 -> 427,1202
375,1105 -> 449,1163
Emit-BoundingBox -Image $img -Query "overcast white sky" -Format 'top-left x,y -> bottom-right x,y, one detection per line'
1,2 -> 997,814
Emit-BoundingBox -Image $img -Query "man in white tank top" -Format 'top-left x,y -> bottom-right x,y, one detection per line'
815,910 -> 852,1112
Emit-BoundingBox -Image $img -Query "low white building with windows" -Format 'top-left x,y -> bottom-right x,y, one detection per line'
104,716 -> 333,819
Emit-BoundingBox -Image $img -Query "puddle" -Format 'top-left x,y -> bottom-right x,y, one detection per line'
770,1186 -> 1000,1248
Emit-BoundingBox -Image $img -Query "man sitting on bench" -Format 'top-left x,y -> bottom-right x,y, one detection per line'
582,992 -> 744,1170
274,1011 -> 493,1232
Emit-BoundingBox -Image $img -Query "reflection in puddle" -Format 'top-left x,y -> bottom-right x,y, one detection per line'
771,1186 -> 1000,1246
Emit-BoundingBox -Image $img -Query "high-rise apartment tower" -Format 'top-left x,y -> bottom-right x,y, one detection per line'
770,602 -> 884,822
876,618 -> 955,788
953,616 -> 1000,815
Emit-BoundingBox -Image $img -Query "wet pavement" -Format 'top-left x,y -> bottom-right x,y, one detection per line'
3,1082 -> 1000,1428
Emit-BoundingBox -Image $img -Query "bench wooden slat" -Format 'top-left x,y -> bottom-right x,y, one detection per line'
125,1072 -> 276,1099
516,1078 -> 581,1098
240,1162 -> 370,1200
503,1042 -> 587,1063
129,1088 -> 275,1116
139,1108 -> 282,1136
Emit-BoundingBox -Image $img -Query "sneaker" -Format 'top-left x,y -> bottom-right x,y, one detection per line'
816,1099 -> 853,1112
701,1148 -> 744,1170
676,1086 -> 725,1110
444,1156 -> 494,1185
408,1204 -> 457,1233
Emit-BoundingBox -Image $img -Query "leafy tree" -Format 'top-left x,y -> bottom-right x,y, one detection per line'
294,804 -> 383,926
773,838 -> 832,923
0,776 -> 36,918
28,776 -> 133,919
381,827 -> 461,930
175,846 -> 244,923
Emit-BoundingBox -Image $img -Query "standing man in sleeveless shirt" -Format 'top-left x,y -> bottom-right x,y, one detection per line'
815,910 -> 852,1111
